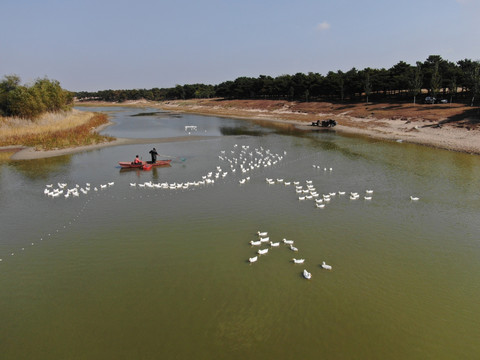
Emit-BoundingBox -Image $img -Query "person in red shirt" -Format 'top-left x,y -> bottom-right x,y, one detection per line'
133,155 -> 142,164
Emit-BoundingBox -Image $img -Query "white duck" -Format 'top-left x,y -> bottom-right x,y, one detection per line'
321,261 -> 332,270
290,245 -> 299,252
259,237 -> 270,243
249,256 -> 258,263
303,269 -> 312,279
270,241 -> 280,247
258,248 -> 269,255
283,238 -> 294,245
257,231 -> 268,237
250,240 -> 262,246
410,196 -> 420,201
292,258 -> 305,264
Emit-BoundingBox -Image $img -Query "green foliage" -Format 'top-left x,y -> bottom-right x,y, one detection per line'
74,55 -> 479,105
410,62 -> 423,104
0,75 -> 72,119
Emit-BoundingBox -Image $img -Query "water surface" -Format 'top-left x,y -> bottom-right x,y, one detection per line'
1,107 -> 479,359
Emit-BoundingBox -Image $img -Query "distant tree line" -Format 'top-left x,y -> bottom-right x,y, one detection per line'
0,75 -> 73,119
76,84 -> 216,103
75,55 -> 480,105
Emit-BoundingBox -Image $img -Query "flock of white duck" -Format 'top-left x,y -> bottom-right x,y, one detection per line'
248,231 -> 332,280
42,144 -> 287,198
265,173 -> 377,210
43,182 -> 114,198
33,142 -> 421,276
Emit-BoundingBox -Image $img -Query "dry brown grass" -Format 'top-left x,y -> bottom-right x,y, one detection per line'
0,110 -> 115,150
0,151 -> 15,162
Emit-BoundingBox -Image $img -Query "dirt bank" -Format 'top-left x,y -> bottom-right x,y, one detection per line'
154,98 -> 480,155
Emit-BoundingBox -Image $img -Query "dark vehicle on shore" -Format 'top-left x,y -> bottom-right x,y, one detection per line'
311,119 -> 337,127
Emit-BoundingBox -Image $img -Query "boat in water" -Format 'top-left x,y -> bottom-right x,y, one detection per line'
118,159 -> 172,170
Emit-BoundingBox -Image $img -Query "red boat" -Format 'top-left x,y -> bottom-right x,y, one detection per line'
118,159 -> 172,170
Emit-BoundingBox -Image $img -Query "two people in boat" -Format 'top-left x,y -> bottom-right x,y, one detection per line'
132,148 -> 158,165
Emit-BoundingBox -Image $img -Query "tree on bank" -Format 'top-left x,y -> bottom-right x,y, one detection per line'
74,55 -> 480,106
0,75 -> 73,119
410,62 -> 423,105
364,70 -> 372,103
449,76 -> 457,104
469,62 -> 480,106
430,61 -> 442,101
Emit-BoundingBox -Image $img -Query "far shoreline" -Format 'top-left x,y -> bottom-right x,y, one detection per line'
5,98 -> 480,159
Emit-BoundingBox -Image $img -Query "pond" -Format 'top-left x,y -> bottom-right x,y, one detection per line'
1,107 -> 479,359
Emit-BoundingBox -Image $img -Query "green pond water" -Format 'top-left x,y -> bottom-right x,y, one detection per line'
0,107 -> 479,359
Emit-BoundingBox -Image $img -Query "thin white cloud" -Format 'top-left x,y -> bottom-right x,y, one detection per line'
316,21 -> 331,31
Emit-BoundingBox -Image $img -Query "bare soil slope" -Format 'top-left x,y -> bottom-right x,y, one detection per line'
158,98 -> 480,154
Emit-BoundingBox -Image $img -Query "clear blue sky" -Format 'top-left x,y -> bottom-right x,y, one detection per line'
1,0 -> 478,91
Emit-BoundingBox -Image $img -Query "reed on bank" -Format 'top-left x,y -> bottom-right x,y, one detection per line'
0,110 -> 115,150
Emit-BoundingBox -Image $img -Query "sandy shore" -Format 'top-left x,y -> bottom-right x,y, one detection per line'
6,98 -> 480,160
154,99 -> 480,155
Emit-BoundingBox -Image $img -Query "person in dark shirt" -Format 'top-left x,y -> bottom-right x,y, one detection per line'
149,148 -> 158,164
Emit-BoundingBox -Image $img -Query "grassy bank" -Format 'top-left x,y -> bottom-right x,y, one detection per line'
0,110 -> 115,150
